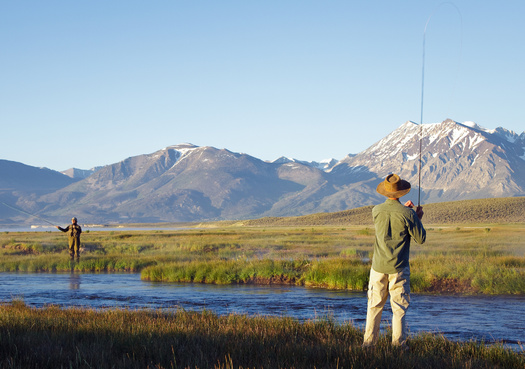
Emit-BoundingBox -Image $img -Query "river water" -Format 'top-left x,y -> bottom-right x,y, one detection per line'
0,227 -> 189,232
0,272 -> 523,351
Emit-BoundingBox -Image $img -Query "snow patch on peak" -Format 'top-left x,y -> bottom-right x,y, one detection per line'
164,143 -> 199,151
491,127 -> 521,143
271,156 -> 337,171
271,156 -> 294,164
459,124 -> 522,144
177,147 -> 199,156
461,121 -> 493,135
162,143 -> 202,159
462,121 -> 482,129
449,127 -> 470,147
448,121 -> 519,146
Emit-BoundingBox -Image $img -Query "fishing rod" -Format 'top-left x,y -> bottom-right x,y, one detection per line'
418,2 -> 462,207
0,201 -> 56,226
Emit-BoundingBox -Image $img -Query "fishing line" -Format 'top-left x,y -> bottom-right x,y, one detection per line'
418,2 -> 463,207
0,201 -> 56,226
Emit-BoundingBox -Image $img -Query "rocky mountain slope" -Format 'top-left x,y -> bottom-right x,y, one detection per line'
1,120 -> 524,224
61,167 -> 103,179
37,144 -> 305,222
333,119 -> 525,204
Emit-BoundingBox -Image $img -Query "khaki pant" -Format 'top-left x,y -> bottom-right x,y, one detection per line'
363,267 -> 410,346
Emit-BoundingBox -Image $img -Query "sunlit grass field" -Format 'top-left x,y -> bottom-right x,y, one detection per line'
1,223 -> 524,294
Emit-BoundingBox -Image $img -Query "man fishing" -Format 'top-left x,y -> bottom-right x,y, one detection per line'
363,174 -> 426,349
56,217 -> 82,262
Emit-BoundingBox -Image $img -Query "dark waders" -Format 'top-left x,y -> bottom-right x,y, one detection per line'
58,223 -> 82,262
69,235 -> 81,261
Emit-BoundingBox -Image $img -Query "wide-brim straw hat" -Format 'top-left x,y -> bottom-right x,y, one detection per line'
376,174 -> 411,198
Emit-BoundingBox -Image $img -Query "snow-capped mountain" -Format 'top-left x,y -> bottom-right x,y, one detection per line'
36,144 -> 306,222
2,119 -> 524,224
333,119 -> 525,203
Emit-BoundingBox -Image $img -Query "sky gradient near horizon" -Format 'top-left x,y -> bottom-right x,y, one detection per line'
1,1 -> 523,171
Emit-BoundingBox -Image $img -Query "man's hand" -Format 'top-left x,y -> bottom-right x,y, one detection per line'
415,206 -> 424,220
404,201 -> 424,220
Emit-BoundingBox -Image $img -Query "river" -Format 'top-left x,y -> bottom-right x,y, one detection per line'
0,226 -> 189,232
0,272 -> 523,351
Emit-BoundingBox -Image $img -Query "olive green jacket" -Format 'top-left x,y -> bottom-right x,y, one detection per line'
58,224 -> 82,248
371,199 -> 426,274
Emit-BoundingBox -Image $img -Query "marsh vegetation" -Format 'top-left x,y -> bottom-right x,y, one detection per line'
1,223 -> 524,294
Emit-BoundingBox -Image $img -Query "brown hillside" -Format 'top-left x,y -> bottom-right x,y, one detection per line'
237,197 -> 525,226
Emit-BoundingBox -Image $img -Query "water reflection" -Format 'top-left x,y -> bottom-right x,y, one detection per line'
0,273 -> 523,351
69,273 -> 81,290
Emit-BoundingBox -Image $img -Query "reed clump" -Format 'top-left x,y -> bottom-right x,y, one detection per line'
410,254 -> 525,294
141,258 -> 371,290
0,254 -> 157,272
0,301 -> 522,369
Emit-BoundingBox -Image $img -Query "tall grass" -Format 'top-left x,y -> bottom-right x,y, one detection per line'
0,301 -> 523,369
410,254 -> 525,294
0,254 -> 158,272
142,259 -> 310,285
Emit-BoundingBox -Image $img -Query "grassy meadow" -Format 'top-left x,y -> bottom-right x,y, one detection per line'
0,222 -> 524,294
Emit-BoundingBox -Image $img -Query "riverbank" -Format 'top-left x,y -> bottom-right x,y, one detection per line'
140,253 -> 525,294
0,301 -> 522,369
2,272 -> 524,348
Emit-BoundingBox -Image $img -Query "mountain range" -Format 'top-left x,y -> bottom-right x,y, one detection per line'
1,119 -> 524,225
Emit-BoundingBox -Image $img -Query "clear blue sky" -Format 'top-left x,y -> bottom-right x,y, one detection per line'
1,1 -> 523,171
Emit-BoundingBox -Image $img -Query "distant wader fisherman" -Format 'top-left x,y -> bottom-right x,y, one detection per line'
363,174 -> 426,349
56,217 -> 82,261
